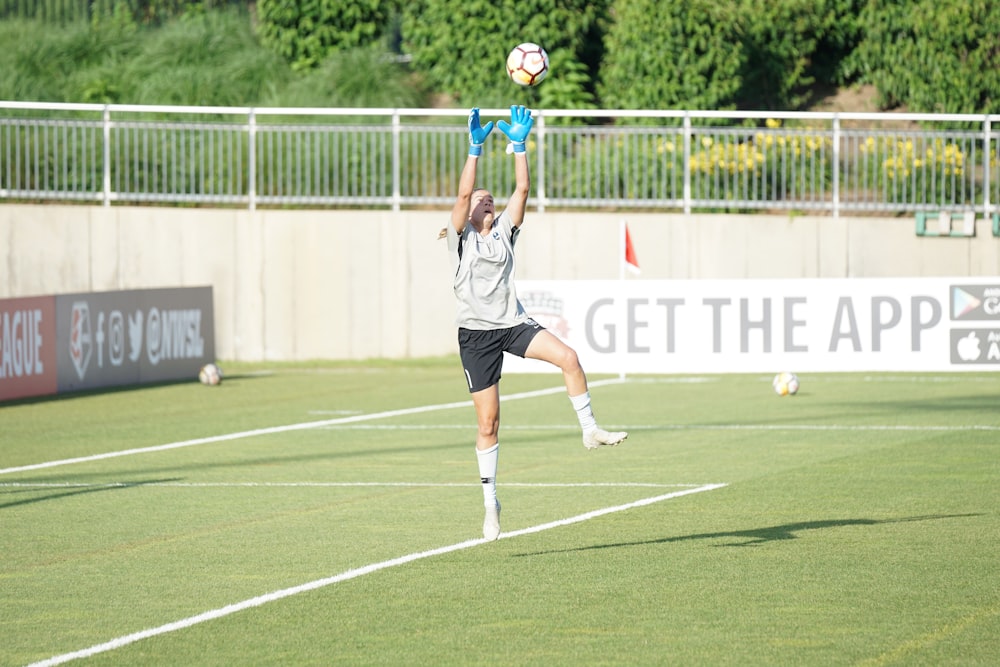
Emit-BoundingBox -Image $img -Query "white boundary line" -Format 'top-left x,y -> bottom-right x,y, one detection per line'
0,380 -> 623,476
2,481 -> 703,489
315,423 -> 1000,432
25,483 -> 726,667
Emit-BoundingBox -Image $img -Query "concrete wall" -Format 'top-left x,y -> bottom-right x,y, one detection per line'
3,204 -> 998,361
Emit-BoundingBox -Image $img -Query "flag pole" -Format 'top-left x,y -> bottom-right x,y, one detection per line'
619,219 -> 627,380
619,219 -> 626,282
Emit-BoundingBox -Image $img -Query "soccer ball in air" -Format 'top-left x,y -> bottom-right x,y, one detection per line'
506,43 -> 549,86
199,363 -> 223,386
772,372 -> 799,396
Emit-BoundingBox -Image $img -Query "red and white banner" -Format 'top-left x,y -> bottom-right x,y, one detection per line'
0,296 -> 58,401
512,277 -> 1000,373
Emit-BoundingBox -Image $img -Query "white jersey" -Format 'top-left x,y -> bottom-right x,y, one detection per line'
447,210 -> 527,330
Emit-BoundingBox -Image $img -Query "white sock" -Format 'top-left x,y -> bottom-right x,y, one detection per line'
569,392 -> 597,432
476,443 -> 499,508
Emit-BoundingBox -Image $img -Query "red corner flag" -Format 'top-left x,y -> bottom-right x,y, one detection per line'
624,222 -> 640,275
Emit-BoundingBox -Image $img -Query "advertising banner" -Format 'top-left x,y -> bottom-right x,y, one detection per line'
0,295 -> 58,401
55,287 -> 215,392
505,278 -> 1000,374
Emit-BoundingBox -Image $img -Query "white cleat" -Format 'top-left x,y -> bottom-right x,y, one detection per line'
483,501 -> 501,541
583,428 -> 628,450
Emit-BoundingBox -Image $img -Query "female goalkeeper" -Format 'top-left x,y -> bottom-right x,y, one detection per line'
444,105 -> 628,542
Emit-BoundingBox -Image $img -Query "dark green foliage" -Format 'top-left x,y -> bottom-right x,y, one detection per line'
600,0 -> 865,114
1,0 -> 997,115
845,0 -> 1000,113
535,53 -> 597,115
736,0 -> 865,110
399,0 -> 609,108
0,0 -> 90,23
598,0 -> 744,113
256,0 -> 400,71
806,0 -> 866,86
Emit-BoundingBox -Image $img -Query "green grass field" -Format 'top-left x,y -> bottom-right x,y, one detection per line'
2,359 -> 999,666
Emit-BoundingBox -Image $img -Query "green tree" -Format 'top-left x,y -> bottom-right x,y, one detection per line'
257,0 -> 401,71
598,0 -> 743,114
399,0 -> 609,109
600,0 -> 864,114
736,0 -> 864,111
845,0 -> 1000,113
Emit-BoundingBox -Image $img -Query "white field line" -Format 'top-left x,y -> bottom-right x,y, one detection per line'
1,481 -> 703,489
611,424 -> 1000,432
314,423 -> 1000,432
25,483 -> 726,667
0,379 -> 623,477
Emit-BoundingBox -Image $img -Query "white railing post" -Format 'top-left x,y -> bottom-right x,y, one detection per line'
248,108 -> 256,212
392,110 -> 401,212
683,112 -> 692,215
102,105 -> 111,207
984,116 -> 991,218
536,112 -> 546,213
832,114 -> 841,219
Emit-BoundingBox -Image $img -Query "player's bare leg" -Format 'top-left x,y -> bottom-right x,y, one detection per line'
471,384 -> 501,540
524,330 -> 628,449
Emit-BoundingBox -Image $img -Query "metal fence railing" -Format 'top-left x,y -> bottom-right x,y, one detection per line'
1,101 -> 998,217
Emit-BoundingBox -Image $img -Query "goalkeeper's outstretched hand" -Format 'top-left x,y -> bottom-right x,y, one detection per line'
497,105 -> 533,153
468,107 -> 494,156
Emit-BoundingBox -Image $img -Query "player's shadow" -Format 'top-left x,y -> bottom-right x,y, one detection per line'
0,478 -> 182,510
515,514 -> 980,555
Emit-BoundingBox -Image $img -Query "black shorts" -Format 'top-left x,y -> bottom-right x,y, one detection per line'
458,319 -> 545,393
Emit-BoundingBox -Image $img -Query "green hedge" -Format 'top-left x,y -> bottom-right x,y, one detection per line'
2,0 -> 998,115
599,0 -> 864,115
399,0 -> 609,109
844,0 -> 1000,114
256,0 -> 400,71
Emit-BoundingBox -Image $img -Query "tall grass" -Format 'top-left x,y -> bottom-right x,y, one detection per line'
121,10 -> 288,106
0,8 -> 427,108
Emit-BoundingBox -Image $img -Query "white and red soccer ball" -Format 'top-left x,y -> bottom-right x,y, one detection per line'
199,362 -> 223,386
506,42 -> 549,86
772,371 -> 799,396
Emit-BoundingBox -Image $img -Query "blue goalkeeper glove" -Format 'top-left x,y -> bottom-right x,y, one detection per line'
468,107 -> 494,157
497,105 -> 533,154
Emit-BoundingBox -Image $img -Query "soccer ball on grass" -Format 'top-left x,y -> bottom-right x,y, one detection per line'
772,371 -> 799,396
506,43 -> 549,86
199,363 -> 223,386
